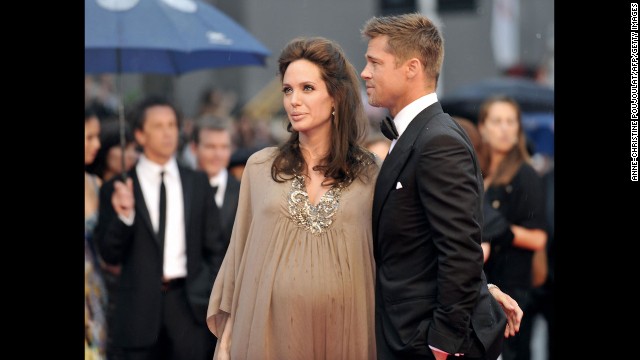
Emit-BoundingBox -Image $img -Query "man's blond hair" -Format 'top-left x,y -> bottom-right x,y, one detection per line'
362,13 -> 444,85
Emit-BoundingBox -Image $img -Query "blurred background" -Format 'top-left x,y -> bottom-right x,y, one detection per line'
85,0 -> 554,169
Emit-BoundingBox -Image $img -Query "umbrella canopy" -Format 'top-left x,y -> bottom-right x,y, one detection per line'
85,0 -> 271,75
85,0 -> 271,180
440,77 -> 554,124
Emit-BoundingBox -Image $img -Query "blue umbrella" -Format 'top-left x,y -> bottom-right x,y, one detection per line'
85,0 -> 271,179
85,0 -> 271,74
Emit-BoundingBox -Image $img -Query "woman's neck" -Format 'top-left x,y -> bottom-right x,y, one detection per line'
489,150 -> 507,176
299,134 -> 329,167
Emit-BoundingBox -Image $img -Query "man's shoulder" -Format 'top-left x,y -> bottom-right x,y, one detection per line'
418,113 -> 465,141
177,165 -> 210,188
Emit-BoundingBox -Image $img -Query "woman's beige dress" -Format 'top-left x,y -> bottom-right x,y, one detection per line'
207,147 -> 379,359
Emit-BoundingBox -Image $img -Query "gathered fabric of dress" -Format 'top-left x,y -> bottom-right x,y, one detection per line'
85,173 -> 107,360
207,147 -> 379,360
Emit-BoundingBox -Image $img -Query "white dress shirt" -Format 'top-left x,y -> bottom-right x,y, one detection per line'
120,154 -> 187,279
388,92 -> 438,153
208,168 -> 228,208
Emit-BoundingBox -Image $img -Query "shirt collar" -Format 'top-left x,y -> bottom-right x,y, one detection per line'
137,154 -> 179,180
392,92 -> 438,138
209,168 -> 228,188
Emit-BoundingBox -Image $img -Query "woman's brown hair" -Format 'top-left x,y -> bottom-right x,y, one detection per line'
272,37 -> 374,186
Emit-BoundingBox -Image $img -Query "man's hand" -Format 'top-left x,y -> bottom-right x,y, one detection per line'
431,349 -> 448,360
112,178 -> 134,218
489,286 -> 523,338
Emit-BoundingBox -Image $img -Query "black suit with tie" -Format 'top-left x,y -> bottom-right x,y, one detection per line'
211,174 -> 240,283
373,102 -> 506,359
219,175 -> 240,244
96,163 -> 224,359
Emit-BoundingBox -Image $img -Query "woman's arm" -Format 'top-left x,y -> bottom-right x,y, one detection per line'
511,225 -> 547,251
213,313 -> 233,360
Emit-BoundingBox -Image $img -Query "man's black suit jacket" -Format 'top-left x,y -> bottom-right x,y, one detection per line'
211,174 -> 241,280
372,102 -> 506,359
95,165 -> 224,348
219,174 -> 240,245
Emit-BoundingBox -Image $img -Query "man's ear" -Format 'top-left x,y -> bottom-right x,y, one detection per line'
406,58 -> 422,79
134,129 -> 145,147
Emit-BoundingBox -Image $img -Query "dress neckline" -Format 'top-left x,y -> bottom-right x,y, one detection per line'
293,174 -> 336,207
288,175 -> 344,235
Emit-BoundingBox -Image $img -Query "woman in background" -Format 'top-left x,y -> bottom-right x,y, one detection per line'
86,120 -> 138,182
85,108 -> 107,359
478,95 -> 547,360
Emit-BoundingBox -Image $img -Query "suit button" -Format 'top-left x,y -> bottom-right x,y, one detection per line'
492,200 -> 500,209
506,185 -> 513,193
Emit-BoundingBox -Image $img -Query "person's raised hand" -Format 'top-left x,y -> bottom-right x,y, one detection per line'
112,177 -> 134,218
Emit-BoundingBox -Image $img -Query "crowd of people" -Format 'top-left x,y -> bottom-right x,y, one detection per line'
85,12 -> 553,360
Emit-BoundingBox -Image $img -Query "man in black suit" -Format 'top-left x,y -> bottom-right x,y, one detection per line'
361,14 -> 508,359
96,96 -> 223,360
190,116 -> 240,278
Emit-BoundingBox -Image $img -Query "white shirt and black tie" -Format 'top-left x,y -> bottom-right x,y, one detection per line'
208,168 -> 229,208
118,154 -> 187,280
387,92 -> 439,154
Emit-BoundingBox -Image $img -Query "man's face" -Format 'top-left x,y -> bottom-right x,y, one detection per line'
193,128 -> 232,179
135,105 -> 179,163
361,35 -> 407,113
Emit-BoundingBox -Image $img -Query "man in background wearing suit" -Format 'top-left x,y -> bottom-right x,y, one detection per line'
96,96 -> 223,360
361,13 -> 508,359
190,117 -> 240,279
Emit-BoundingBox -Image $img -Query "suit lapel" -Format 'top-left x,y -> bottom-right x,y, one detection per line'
131,169 -> 157,246
222,177 -> 240,225
179,166 -> 193,234
372,103 -> 444,233
372,132 -> 417,234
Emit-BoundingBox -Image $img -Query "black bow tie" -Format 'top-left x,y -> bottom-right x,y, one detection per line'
380,116 -> 399,140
